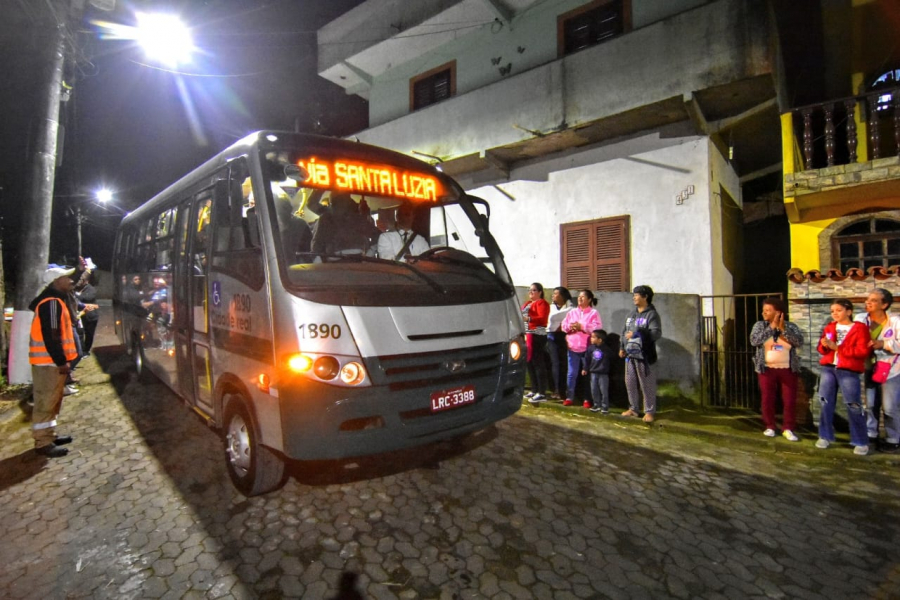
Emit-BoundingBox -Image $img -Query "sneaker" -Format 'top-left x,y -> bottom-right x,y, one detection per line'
880,441 -> 900,453
601,409 -> 609,415
589,406 -> 601,413
63,385 -> 78,396
815,438 -> 830,449
529,394 -> 547,404
583,401 -> 592,409
642,413 -> 655,423
524,392 -> 535,399
562,399 -> 574,406
763,428 -> 776,437
621,409 -> 638,417
783,430 -> 799,442
853,445 -> 869,456
550,393 -> 562,400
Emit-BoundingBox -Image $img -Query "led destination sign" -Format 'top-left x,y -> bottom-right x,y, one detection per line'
297,157 -> 442,201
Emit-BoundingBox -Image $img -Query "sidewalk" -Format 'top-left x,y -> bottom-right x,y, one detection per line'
516,393 -> 900,465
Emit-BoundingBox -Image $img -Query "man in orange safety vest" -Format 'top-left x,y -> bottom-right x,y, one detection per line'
28,266 -> 79,458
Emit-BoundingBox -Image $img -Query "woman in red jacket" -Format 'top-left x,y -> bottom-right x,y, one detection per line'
816,298 -> 872,455
522,283 -> 551,402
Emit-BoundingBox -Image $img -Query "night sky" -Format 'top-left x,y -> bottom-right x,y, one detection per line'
0,0 -> 367,279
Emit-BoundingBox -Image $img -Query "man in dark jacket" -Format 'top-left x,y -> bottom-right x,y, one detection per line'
29,266 -> 80,457
619,285 -> 663,422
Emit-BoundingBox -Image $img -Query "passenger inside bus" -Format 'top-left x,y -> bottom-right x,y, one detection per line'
310,193 -> 378,258
275,194 -> 311,264
376,204 -> 430,261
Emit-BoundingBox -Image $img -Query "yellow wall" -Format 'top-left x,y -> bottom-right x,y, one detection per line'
790,219 -> 837,271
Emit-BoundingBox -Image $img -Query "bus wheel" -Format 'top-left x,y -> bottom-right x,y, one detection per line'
223,394 -> 285,496
132,338 -> 152,383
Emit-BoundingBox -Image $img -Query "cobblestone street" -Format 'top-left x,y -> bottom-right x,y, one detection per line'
1,324 -> 900,599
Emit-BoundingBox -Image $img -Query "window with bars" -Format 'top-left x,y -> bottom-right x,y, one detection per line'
410,61 -> 456,111
560,216 -> 630,291
558,0 -> 630,57
833,218 -> 900,272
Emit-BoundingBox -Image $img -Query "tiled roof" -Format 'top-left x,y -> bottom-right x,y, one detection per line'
787,266 -> 900,283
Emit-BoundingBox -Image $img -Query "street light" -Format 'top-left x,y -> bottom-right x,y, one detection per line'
72,188 -> 124,257
135,12 -> 194,67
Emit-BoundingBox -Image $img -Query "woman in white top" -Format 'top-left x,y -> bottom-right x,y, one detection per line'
545,287 -> 573,400
749,297 -> 804,441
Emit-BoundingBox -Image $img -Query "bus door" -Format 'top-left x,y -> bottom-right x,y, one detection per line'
180,189 -> 215,414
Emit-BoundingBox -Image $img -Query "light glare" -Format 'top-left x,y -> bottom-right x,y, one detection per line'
136,13 -> 194,67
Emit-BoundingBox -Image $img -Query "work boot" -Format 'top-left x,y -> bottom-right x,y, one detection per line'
35,445 -> 69,458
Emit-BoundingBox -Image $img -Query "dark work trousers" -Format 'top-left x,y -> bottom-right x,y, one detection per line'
526,333 -> 549,395
82,318 -> 99,354
547,332 -> 567,396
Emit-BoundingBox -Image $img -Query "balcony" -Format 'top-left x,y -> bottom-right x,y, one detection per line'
782,86 -> 900,223
342,0 -> 777,185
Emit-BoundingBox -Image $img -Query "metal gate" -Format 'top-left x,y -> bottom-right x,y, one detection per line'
700,293 -> 783,409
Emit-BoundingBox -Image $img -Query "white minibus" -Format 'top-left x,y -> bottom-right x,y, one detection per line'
114,131 -> 526,495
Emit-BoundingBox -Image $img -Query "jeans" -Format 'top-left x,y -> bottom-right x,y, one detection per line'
817,366 -> 867,447
878,375 -> 900,444
865,368 -> 882,439
70,326 -> 84,372
757,367 -> 798,431
566,350 -> 585,400
547,332 -> 567,396
589,373 -> 609,411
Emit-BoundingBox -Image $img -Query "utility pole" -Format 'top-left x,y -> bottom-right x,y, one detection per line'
8,9 -> 67,384
7,0 -> 116,384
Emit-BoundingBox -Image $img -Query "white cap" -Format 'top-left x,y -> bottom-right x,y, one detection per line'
43,266 -> 75,285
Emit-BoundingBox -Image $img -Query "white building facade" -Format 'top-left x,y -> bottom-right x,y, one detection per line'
317,0 -> 779,296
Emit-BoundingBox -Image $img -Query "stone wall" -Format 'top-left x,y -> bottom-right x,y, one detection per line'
788,271 -> 900,373
784,156 -> 900,197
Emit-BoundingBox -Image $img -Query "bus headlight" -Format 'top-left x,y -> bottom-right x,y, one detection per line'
314,356 -> 340,380
340,361 -> 366,385
509,337 -> 524,362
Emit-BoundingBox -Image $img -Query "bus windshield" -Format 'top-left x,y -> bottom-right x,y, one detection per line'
258,148 -> 514,306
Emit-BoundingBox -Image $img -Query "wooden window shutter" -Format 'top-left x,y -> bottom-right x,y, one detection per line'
560,216 -> 630,291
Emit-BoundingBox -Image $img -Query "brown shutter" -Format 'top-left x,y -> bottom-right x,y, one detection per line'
595,217 -> 628,291
561,216 -> 629,291
561,223 -> 592,289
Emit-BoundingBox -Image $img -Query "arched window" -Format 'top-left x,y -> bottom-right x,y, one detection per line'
834,218 -> 900,271
871,68 -> 899,112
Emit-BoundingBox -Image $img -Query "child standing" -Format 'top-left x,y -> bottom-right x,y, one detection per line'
582,329 -> 612,414
816,299 -> 871,455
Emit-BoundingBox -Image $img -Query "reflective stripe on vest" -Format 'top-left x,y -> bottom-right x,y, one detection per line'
29,297 -> 77,365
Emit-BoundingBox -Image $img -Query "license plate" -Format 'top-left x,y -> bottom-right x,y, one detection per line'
430,385 -> 476,413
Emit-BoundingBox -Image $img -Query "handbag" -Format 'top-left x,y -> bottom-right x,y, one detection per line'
872,355 -> 899,384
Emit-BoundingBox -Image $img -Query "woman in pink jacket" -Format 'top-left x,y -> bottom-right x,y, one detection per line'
560,290 -> 602,406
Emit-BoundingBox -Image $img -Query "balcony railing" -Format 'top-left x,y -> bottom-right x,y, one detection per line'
792,86 -> 900,171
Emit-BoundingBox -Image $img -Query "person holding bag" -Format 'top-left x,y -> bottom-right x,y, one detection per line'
857,288 -> 900,452
816,299 -> 871,455
750,297 -> 804,441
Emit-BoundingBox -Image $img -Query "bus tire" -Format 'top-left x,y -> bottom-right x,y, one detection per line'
223,394 -> 285,496
132,337 -> 153,383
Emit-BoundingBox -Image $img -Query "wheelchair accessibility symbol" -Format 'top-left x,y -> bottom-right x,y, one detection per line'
212,281 -> 222,307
